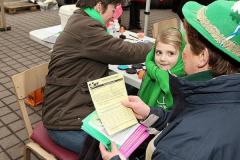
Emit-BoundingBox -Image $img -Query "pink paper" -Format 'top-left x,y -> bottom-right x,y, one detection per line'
119,125 -> 149,158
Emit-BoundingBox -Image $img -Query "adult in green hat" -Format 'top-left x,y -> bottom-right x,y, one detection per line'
99,1 -> 240,160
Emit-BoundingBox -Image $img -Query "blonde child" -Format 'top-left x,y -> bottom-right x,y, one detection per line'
138,28 -> 185,110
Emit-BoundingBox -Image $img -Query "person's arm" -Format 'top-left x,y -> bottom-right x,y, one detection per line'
70,18 -> 152,64
122,96 -> 170,131
141,108 -> 170,131
83,25 -> 152,64
110,156 -> 121,160
151,146 -> 184,160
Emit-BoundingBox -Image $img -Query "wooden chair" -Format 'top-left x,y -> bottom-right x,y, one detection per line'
0,0 -> 11,31
152,18 -> 179,39
12,63 -> 78,160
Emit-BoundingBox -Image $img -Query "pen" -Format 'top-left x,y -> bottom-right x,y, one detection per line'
126,37 -> 137,41
128,34 -> 139,40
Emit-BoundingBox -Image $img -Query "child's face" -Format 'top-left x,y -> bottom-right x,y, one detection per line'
154,41 -> 179,71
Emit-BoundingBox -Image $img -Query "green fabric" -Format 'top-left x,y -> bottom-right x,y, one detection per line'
83,8 -> 108,32
182,1 -> 240,63
138,33 -> 186,111
184,70 -> 214,81
82,111 -> 120,151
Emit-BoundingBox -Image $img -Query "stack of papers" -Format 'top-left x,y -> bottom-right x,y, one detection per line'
82,74 -> 149,158
82,112 -> 149,158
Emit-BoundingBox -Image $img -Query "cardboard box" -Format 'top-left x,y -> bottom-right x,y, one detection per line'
152,18 -> 179,39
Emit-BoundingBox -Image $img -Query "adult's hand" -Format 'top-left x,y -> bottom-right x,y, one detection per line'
99,142 -> 119,160
122,96 -> 150,120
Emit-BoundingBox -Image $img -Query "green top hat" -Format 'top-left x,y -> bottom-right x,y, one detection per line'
182,1 -> 240,63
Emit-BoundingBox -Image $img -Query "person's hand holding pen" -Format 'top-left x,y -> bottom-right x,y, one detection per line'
99,142 -> 118,160
120,34 -> 138,42
123,33 -> 141,42
99,142 -> 126,160
128,34 -> 139,40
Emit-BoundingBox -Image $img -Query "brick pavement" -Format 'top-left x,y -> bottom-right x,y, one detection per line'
0,9 -> 60,160
0,8 -> 177,160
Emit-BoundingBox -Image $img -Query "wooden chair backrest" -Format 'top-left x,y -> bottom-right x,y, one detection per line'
12,62 -> 48,138
0,0 -> 7,28
152,18 -> 179,39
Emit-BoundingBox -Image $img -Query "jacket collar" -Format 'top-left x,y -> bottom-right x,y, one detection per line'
171,72 -> 240,107
167,72 -> 240,123
184,70 -> 214,81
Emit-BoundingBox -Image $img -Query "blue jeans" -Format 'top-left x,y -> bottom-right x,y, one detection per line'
47,129 -> 88,154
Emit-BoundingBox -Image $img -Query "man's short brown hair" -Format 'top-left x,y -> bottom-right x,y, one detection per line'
76,0 -> 121,12
184,20 -> 240,76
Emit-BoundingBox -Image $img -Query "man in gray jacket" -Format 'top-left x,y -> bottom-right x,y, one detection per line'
42,0 -> 152,158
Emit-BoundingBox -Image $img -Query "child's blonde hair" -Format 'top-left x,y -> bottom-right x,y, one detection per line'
156,28 -> 182,52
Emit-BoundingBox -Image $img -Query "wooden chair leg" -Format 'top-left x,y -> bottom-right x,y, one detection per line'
23,146 -> 31,160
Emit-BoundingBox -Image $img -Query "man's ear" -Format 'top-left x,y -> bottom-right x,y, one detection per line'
198,48 -> 209,68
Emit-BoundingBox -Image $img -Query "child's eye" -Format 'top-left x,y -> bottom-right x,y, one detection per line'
168,52 -> 175,56
155,50 -> 162,55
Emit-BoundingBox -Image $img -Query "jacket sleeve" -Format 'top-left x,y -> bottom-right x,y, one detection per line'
71,19 -> 152,64
141,108 -> 170,132
152,146 -> 185,160
110,155 -> 121,160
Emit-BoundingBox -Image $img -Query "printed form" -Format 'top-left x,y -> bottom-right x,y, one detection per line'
87,74 -> 138,135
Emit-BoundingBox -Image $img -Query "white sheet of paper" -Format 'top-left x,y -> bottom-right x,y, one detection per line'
88,113 -> 140,145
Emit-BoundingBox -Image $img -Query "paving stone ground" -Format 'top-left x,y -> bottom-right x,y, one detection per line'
0,7 -> 177,160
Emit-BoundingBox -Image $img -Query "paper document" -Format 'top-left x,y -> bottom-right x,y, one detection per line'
42,32 -> 61,44
87,74 -> 138,135
88,112 -> 140,146
44,25 -> 62,34
43,34 -> 58,44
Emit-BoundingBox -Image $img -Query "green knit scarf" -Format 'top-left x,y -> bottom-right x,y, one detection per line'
138,33 -> 186,111
83,7 -> 109,33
